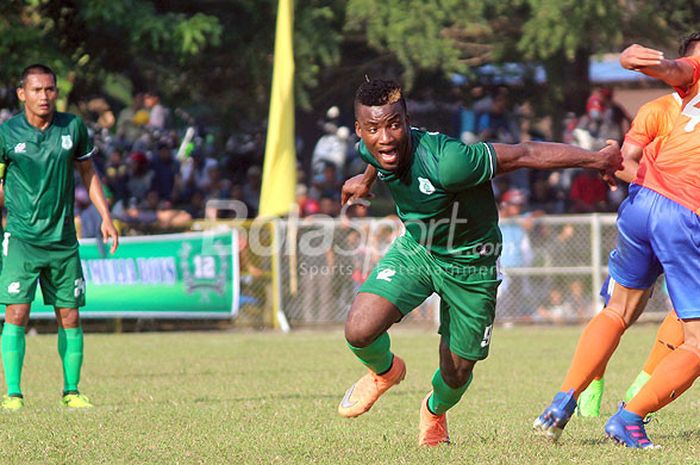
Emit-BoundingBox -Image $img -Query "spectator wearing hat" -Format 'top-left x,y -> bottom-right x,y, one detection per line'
126,151 -> 154,200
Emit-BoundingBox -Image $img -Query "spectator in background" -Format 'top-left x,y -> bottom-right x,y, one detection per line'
573,90 -> 629,150
144,90 -> 169,130
599,87 -> 631,139
318,195 -> 340,217
477,87 -> 519,144
242,166 -> 261,215
569,169 -> 608,212
150,142 -> 180,203
181,151 -> 219,194
116,93 -> 146,142
126,151 -> 154,200
312,117 -> 350,179
311,162 -> 342,202
204,164 -> 232,201
185,190 -> 206,220
296,184 -> 320,217
535,287 -> 572,324
104,148 -> 129,203
497,188 -> 534,318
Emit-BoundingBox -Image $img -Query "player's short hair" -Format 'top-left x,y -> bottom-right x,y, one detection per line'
354,79 -> 407,115
19,64 -> 57,88
679,32 -> 700,57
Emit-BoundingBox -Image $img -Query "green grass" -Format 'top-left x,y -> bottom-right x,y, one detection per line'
1,325 -> 698,464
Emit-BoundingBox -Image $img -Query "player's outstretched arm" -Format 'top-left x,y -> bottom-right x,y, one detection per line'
493,140 -> 623,189
341,164 -> 377,205
75,160 -> 119,254
620,44 -> 696,88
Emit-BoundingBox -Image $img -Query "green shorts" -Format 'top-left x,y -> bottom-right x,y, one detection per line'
359,235 -> 501,361
0,233 -> 85,308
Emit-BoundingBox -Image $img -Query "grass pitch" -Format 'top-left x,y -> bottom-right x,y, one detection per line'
0,325 -> 698,464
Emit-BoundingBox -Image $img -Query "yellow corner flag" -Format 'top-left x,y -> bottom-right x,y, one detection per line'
259,0 -> 297,218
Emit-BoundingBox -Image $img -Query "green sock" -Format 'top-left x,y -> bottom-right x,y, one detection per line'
428,368 -> 473,415
346,332 -> 393,374
58,327 -> 84,393
625,370 -> 651,403
1,323 -> 26,396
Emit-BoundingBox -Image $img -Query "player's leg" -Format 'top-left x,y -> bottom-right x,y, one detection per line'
534,186 -> 661,441
419,263 -> 498,446
533,283 -> 651,440
0,235 -> 43,410
605,319 -> 700,449
605,195 -> 700,448
338,236 -> 434,418
625,310 -> 684,402
54,307 -> 90,407
420,336 -> 477,446
42,243 -> 91,408
1,304 -> 31,410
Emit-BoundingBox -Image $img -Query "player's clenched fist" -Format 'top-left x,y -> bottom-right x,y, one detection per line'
597,140 -> 623,190
620,44 -> 664,71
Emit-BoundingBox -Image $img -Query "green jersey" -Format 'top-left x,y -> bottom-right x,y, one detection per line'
359,129 -> 501,264
0,112 -> 94,245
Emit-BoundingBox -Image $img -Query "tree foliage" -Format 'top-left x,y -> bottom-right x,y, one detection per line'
1,1 -> 699,135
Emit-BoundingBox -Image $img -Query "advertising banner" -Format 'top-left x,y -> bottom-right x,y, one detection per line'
30,230 -> 239,319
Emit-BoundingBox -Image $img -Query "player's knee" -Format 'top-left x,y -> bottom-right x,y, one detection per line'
441,361 -> 475,388
5,306 -> 29,325
344,323 -> 376,348
58,309 -> 80,328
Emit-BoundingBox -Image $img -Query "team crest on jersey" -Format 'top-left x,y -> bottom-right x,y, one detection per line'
14,143 -> 26,154
418,177 -> 436,195
376,268 -> 396,282
61,135 -> 73,150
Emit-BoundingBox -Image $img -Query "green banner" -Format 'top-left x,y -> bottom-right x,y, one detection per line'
31,231 -> 239,319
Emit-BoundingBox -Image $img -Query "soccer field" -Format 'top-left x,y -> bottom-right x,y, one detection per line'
1,325 -> 697,464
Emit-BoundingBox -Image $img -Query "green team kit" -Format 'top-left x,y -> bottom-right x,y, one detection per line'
359,128 -> 502,360
0,111 -> 94,308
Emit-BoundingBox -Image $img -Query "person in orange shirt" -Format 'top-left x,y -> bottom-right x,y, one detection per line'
534,32 -> 700,448
577,91 -> 684,417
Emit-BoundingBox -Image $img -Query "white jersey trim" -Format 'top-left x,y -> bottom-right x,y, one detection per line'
76,147 -> 95,161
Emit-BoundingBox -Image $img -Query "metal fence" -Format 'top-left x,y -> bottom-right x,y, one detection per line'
228,214 -> 672,329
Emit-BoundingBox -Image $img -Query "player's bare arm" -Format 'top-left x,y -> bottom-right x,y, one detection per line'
75,159 -> 119,254
493,140 -> 623,188
341,164 -> 377,205
616,142 -> 643,184
620,44 -> 696,88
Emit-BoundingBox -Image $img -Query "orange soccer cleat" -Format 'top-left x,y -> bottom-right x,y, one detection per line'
419,392 -> 450,446
338,356 -> 406,418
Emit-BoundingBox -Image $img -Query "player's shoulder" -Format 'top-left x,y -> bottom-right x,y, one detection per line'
412,127 -> 451,148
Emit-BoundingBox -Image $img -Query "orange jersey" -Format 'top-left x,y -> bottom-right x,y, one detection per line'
627,93 -> 681,185
641,55 -> 700,214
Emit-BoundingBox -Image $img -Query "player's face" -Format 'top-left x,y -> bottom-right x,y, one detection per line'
17,73 -> 58,120
355,101 -> 410,171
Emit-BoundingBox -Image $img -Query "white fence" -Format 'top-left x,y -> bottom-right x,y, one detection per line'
231,214 -> 672,328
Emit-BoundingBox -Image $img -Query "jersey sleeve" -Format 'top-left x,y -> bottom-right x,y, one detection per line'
673,56 -> 700,97
437,139 -> 497,191
74,117 -> 95,161
624,100 -> 661,147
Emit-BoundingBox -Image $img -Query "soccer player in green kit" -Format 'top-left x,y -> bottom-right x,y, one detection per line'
337,79 -> 622,446
0,64 -> 118,410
